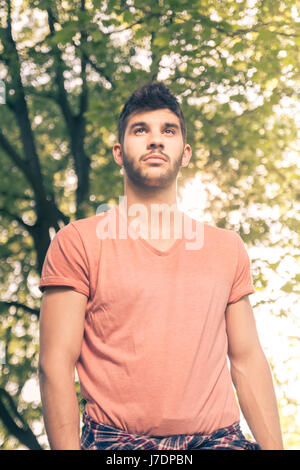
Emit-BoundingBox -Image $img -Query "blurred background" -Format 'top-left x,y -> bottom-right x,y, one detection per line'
0,0 -> 299,450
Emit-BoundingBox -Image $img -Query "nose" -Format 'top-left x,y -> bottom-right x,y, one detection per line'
147,131 -> 164,150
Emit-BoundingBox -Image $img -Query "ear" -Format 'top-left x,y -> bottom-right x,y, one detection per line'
181,144 -> 192,168
112,143 -> 123,167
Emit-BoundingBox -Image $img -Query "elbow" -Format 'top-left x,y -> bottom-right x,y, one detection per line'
38,359 -> 49,380
38,359 -> 44,377
228,355 -> 247,387
38,359 -> 52,384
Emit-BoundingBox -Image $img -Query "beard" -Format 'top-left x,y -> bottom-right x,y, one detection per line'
122,148 -> 183,190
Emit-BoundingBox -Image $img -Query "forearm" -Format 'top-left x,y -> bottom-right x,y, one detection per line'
39,364 -> 81,450
230,350 -> 284,450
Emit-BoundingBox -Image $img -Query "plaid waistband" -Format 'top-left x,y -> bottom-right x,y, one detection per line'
81,411 -> 260,450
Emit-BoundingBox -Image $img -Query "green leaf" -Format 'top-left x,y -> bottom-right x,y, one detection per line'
153,32 -> 170,48
123,10 -> 135,23
257,29 -> 275,42
281,281 -> 294,293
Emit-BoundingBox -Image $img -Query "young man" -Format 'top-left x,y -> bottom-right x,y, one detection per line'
38,82 -> 284,450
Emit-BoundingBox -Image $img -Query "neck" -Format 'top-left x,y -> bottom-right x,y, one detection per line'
126,180 -> 178,208
119,179 -> 182,239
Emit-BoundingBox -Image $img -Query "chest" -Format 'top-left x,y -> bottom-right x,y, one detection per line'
141,237 -> 179,252
93,238 -> 233,312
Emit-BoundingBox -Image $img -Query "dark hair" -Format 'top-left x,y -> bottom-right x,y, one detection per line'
118,81 -> 186,145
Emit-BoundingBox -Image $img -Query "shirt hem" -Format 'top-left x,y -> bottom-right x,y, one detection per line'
227,288 -> 255,304
39,277 -> 89,297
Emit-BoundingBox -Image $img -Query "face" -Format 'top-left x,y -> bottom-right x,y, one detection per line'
113,109 -> 192,189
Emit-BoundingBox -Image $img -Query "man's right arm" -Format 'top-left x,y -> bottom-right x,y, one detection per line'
38,286 -> 87,450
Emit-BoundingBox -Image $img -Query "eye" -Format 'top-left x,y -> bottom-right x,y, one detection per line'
164,128 -> 175,135
134,127 -> 146,134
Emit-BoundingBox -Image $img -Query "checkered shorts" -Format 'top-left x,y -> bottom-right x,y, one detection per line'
80,412 -> 260,450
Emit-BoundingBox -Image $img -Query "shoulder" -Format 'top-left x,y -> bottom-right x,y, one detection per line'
70,213 -> 105,233
202,221 -> 241,249
181,212 -> 244,257
59,209 -> 113,241
202,223 -> 252,278
182,211 -> 241,244
203,222 -> 236,238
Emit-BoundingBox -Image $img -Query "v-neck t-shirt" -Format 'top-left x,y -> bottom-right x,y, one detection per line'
39,204 -> 255,436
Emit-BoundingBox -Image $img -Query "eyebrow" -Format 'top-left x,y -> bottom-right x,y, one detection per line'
128,121 -> 180,132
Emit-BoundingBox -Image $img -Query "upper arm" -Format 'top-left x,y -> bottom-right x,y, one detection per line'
226,294 -> 263,363
39,286 -> 87,373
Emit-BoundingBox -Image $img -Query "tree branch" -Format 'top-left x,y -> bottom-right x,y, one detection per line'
1,2 -> 70,246
0,189 -> 33,201
2,1 -> 50,210
106,17 -> 145,35
0,388 -> 42,450
46,6 -> 91,213
0,129 -> 28,175
0,301 -> 39,317
78,0 -> 88,118
0,130 -> 47,230
0,207 -> 33,231
23,86 -> 58,103
84,55 -> 115,89
47,7 -> 74,130
185,12 -> 300,38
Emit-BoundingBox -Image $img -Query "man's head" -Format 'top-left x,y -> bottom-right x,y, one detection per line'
118,82 -> 187,147
113,82 -> 191,190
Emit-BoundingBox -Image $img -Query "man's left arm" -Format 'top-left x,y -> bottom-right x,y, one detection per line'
226,295 -> 284,450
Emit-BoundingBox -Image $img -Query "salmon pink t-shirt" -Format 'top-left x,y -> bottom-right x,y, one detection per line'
39,204 -> 255,436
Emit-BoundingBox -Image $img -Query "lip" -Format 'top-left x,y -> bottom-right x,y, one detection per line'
143,154 -> 167,162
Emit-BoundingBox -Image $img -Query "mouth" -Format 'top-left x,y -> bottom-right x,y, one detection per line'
143,154 -> 167,162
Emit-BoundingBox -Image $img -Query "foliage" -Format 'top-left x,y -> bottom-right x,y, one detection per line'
0,0 -> 299,449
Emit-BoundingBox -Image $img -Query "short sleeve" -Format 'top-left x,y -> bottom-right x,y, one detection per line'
227,233 -> 255,304
39,223 -> 90,297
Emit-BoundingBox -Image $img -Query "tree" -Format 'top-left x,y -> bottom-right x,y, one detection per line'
0,0 -> 299,449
